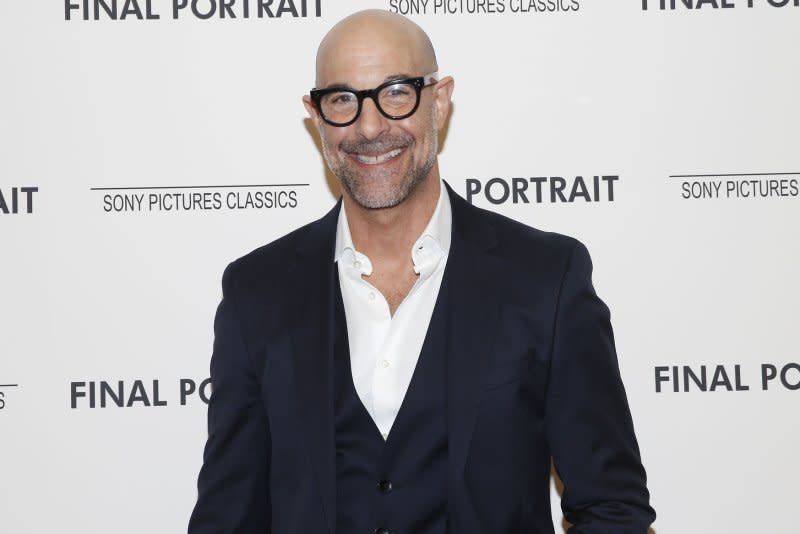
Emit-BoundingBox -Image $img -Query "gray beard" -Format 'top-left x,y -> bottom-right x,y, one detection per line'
322,123 -> 438,209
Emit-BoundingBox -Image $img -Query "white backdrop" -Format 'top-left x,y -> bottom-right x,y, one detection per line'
1,1 -> 798,532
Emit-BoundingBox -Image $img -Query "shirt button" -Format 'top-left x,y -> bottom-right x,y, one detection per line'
377,479 -> 393,494
379,360 -> 390,368
353,260 -> 362,269
368,291 -> 375,300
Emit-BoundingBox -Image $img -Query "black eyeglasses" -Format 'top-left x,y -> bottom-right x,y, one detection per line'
310,72 -> 439,127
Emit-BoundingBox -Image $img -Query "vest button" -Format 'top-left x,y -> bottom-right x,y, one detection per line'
374,528 -> 392,534
377,479 -> 393,494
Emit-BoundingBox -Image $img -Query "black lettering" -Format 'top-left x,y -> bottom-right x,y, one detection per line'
569,176 -> 591,202
127,380 -> 151,407
94,0 -> 117,19
192,0 -> 216,18
220,0 -> 236,17
761,363 -> 777,390
603,175 -> 619,201
180,379 -> 196,405
466,179 -> 481,204
71,382 -> 86,409
696,0 -> 719,8
173,0 -> 188,17
259,0 -> 275,17
486,178 -> 510,204
199,378 -> 213,403
100,381 -> 124,407
121,0 -> 144,19
21,187 -> 37,213
530,177 -> 546,203
710,365 -> 733,391
780,363 -> 800,390
146,0 -> 159,19
65,0 -> 82,19
550,177 -> 567,202
276,0 -> 299,16
734,364 -> 750,391
153,380 -> 167,406
512,177 -> 529,203
683,365 -> 707,391
655,366 -> 670,392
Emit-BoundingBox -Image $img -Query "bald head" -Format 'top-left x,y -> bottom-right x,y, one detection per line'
315,10 -> 437,88
302,10 -> 455,212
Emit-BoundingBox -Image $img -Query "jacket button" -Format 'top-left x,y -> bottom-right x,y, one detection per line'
377,479 -> 393,494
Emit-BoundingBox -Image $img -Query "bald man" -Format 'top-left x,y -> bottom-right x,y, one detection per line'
189,10 -> 655,534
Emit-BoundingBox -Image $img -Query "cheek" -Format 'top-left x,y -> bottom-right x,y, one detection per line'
319,130 -> 344,156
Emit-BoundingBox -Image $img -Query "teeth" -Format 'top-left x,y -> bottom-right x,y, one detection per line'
354,148 -> 403,165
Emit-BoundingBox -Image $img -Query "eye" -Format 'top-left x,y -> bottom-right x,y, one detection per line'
385,84 -> 412,97
328,92 -> 355,105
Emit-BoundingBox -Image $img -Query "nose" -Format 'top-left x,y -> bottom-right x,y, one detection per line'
354,96 -> 390,140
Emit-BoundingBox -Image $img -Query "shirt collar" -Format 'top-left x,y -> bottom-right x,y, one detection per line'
334,180 -> 452,278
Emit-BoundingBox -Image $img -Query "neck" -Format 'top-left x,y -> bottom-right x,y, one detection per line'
343,167 -> 442,267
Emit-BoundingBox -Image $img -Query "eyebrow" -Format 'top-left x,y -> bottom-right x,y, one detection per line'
320,73 -> 414,91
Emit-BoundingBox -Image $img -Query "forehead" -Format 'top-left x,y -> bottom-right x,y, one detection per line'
316,28 -> 424,90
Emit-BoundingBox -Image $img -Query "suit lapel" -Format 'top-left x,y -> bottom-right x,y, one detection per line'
444,184 -> 504,479
286,201 -> 340,534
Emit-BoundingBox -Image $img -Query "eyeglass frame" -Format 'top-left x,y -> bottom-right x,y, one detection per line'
309,72 -> 440,127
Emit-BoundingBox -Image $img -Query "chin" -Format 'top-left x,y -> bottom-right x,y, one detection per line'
349,188 -> 408,210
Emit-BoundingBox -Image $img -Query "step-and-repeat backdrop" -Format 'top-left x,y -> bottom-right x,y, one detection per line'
1,1 -> 798,533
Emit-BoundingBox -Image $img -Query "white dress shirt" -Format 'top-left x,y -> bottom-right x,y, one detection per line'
334,182 -> 452,440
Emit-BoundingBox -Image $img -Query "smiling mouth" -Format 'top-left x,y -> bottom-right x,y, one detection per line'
351,148 -> 404,165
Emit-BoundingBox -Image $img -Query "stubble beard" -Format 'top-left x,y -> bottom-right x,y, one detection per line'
321,118 -> 438,210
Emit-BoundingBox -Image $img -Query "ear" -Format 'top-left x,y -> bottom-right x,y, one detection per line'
432,76 -> 454,131
302,95 -> 323,132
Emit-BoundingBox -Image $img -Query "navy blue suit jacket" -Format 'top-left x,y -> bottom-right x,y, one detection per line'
189,183 -> 655,533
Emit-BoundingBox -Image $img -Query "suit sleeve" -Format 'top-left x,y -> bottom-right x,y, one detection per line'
544,240 -> 655,533
189,263 -> 271,533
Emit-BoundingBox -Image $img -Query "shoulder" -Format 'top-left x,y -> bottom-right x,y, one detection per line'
222,202 -> 338,292
450,189 -> 588,276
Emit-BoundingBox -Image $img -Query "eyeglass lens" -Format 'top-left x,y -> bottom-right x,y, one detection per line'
320,81 -> 418,124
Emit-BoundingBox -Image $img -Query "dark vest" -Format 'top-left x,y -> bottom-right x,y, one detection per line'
333,273 -> 449,534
